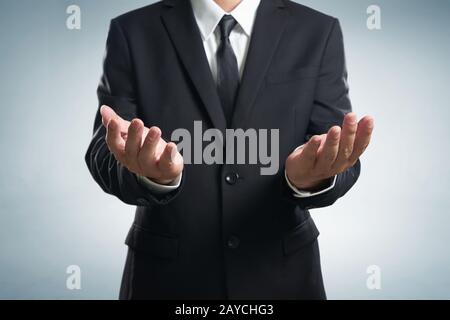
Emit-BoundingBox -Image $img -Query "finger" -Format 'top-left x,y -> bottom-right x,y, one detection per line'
316,126 -> 341,169
291,134 -> 325,156
334,113 -> 358,166
349,116 -> 374,163
106,118 -> 126,162
100,105 -> 116,127
100,105 -> 131,136
139,126 -> 161,162
158,142 -> 180,178
124,119 -> 144,172
297,135 -> 322,171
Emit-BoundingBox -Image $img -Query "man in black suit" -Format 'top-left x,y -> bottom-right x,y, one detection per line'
86,0 -> 374,299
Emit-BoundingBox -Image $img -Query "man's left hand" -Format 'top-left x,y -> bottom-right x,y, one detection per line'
285,113 -> 374,191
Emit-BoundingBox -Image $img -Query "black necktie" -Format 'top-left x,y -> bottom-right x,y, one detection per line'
216,15 -> 240,126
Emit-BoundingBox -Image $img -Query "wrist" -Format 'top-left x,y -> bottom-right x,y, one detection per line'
288,176 -> 331,192
148,177 -> 177,186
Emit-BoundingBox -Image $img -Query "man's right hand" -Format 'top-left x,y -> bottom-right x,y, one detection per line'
100,105 -> 184,185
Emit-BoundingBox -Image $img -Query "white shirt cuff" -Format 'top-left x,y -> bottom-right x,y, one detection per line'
285,170 -> 337,198
137,173 -> 182,195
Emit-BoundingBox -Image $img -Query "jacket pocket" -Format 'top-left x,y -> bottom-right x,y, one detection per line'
283,217 -> 320,256
125,224 -> 179,260
266,66 -> 320,85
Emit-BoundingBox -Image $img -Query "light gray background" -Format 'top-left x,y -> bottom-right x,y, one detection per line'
0,0 -> 449,299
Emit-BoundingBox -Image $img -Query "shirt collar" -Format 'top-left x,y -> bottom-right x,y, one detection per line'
191,0 -> 261,41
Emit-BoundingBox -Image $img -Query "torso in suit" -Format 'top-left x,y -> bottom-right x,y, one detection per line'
85,0 -> 361,300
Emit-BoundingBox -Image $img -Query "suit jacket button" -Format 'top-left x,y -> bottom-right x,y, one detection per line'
225,173 -> 239,185
227,236 -> 240,249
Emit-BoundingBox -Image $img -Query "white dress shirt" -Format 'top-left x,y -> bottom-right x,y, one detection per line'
139,0 -> 336,198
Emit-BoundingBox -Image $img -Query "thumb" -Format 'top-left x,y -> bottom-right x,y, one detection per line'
100,105 -> 130,133
158,142 -> 183,178
100,105 -> 117,127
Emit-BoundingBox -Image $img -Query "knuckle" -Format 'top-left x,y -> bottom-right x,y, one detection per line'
343,147 -> 353,159
164,160 -> 176,172
347,127 -> 357,135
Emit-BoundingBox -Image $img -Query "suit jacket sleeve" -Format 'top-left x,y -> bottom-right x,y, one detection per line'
85,19 -> 183,207
285,18 -> 361,210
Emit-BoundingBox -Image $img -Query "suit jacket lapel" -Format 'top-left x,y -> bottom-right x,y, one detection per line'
231,0 -> 288,129
161,0 -> 227,135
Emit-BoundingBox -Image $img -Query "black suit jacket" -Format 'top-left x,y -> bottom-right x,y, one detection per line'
85,0 -> 360,300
